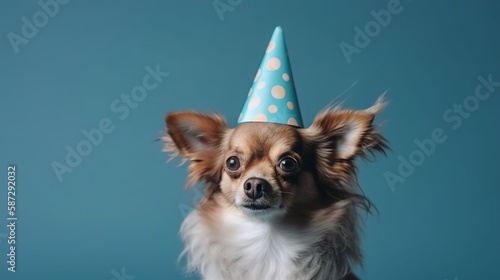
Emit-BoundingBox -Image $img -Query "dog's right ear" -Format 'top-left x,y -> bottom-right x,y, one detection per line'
163,111 -> 229,186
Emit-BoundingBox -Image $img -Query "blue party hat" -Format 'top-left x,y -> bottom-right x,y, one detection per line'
238,26 -> 304,127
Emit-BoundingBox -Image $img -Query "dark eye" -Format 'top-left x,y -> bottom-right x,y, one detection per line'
279,156 -> 298,173
226,156 -> 241,172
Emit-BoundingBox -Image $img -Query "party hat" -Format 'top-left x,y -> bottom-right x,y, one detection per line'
238,26 -> 304,127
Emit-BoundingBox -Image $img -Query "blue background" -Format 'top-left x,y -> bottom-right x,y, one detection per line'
1,0 -> 499,279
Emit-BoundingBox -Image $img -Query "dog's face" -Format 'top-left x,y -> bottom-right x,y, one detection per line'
219,122 -> 317,218
163,97 -> 387,219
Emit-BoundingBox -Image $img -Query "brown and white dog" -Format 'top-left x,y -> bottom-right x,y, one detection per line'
162,96 -> 388,280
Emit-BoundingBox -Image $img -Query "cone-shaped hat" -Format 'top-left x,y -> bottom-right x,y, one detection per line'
238,26 -> 304,127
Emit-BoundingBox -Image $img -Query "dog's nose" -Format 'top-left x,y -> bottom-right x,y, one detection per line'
243,177 -> 270,200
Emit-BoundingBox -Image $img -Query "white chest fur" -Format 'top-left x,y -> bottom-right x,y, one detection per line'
180,209 -> 320,280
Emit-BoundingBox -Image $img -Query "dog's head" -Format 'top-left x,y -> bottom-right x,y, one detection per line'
163,97 -> 387,219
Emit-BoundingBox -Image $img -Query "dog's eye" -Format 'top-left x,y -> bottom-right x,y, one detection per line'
279,156 -> 298,173
226,156 -> 241,172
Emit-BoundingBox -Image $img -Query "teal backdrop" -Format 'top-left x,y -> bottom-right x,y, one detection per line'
1,0 -> 499,279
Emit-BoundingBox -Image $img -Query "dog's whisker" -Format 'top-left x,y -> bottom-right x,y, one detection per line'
279,191 -> 295,195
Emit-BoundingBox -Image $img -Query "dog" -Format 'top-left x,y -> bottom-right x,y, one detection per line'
162,96 -> 388,280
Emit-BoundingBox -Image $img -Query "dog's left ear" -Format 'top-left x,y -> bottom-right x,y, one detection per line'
303,96 -> 388,170
163,111 -> 229,186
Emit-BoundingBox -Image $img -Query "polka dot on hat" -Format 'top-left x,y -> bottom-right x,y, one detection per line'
266,41 -> 275,53
254,69 -> 261,82
238,26 -> 303,128
271,85 -> 286,99
249,97 -> 260,109
254,114 -> 267,121
266,58 -> 281,71
282,73 -> 290,81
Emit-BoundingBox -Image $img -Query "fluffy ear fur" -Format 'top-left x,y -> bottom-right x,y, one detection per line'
303,96 -> 388,187
163,111 -> 229,187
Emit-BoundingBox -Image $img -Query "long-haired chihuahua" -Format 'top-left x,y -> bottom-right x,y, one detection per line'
162,96 -> 388,280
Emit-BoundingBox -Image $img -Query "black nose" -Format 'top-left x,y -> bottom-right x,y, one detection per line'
243,177 -> 270,200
